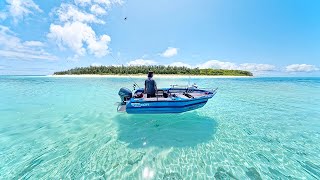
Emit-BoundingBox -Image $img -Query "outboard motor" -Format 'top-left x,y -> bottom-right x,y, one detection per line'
118,88 -> 132,105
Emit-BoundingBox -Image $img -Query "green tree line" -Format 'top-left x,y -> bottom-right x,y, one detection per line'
54,65 -> 253,76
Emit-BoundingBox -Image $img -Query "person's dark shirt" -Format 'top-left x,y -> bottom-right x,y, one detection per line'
145,78 -> 156,94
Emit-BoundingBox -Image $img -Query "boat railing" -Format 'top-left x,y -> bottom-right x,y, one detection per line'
170,84 -> 218,93
170,84 -> 189,88
202,87 -> 218,93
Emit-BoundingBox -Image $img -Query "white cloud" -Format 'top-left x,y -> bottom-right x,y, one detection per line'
48,22 -> 111,57
0,50 -> 56,61
94,0 -> 113,7
6,0 -> 42,23
66,54 -> 80,62
127,59 -> 157,66
197,60 -> 276,72
74,0 -> 92,6
0,25 -> 56,61
23,41 -> 44,47
0,12 -> 7,20
90,4 -> 107,15
56,4 -> 104,24
161,47 -> 178,58
75,0 -> 123,7
169,62 -> 192,68
238,63 -> 276,72
197,60 -> 237,70
87,34 -> 111,57
48,1 -> 122,58
285,64 -> 319,72
91,62 -> 102,66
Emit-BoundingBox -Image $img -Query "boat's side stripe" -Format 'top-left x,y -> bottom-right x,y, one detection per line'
126,100 -> 208,109
131,95 -> 214,103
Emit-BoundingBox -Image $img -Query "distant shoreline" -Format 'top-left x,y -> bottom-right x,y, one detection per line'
48,74 -> 253,78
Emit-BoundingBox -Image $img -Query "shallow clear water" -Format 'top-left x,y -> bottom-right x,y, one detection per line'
0,76 -> 319,179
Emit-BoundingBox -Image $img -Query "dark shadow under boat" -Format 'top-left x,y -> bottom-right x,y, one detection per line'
113,112 -> 218,148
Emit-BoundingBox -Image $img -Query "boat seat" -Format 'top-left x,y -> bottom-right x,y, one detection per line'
134,92 -> 143,98
156,90 -> 164,97
183,92 -> 194,98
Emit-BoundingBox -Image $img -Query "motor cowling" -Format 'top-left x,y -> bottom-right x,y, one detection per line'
118,87 -> 132,104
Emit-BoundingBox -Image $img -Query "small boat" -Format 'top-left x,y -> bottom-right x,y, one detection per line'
117,85 -> 217,114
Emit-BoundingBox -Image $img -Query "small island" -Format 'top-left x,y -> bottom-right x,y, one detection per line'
53,65 -> 253,76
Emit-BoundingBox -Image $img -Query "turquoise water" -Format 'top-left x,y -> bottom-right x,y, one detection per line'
0,76 -> 320,179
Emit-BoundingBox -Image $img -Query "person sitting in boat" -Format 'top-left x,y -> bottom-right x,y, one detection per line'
144,71 -> 157,98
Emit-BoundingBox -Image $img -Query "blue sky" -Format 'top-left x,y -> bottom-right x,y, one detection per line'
0,0 -> 319,75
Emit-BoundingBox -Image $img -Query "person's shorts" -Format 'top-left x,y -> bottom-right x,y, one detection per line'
147,93 -> 156,98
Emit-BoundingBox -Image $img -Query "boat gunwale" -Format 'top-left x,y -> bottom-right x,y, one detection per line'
130,95 -> 213,103
130,87 -> 217,103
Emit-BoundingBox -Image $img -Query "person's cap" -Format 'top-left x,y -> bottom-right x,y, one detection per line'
148,71 -> 154,77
